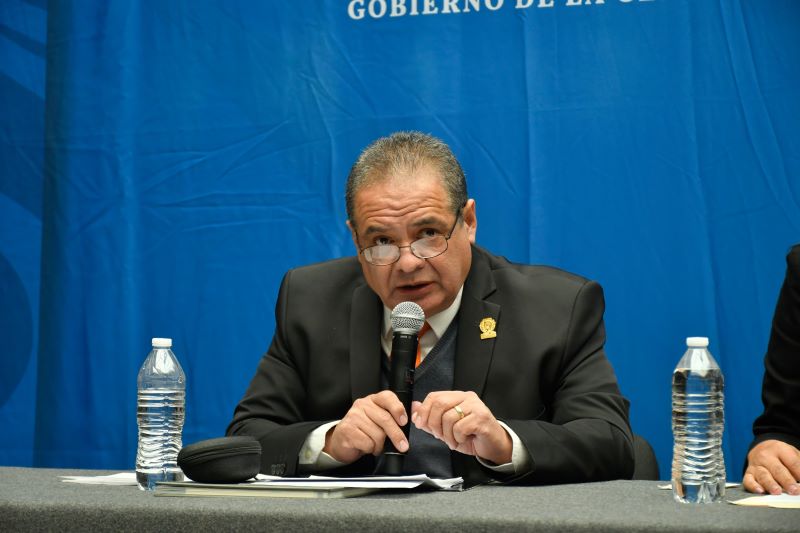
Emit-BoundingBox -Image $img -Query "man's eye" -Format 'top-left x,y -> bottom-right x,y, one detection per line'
374,236 -> 392,246
418,228 -> 439,239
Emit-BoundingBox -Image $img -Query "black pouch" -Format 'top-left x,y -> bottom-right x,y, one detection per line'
177,436 -> 262,483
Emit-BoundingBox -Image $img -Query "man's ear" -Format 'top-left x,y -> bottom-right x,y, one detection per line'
462,199 -> 477,244
346,220 -> 359,250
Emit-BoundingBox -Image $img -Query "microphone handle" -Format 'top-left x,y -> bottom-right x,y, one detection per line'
382,331 -> 417,474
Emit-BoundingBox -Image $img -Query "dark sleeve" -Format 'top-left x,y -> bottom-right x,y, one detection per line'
750,245 -> 800,451
225,270 -> 372,477
503,281 -> 635,484
225,270 -> 316,476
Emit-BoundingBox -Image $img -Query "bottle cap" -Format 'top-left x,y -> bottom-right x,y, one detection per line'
686,336 -> 709,348
152,337 -> 172,348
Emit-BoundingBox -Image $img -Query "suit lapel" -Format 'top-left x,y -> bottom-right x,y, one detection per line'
454,247 -> 499,396
349,283 -> 383,402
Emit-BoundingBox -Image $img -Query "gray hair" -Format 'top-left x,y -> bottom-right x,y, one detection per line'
345,131 -> 467,225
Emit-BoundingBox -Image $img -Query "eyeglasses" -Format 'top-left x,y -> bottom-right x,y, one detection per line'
357,216 -> 461,266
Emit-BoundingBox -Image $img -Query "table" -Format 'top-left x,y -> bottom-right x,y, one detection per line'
0,467 -> 795,532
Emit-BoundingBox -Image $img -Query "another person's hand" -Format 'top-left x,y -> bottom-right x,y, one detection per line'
411,390 -> 512,465
322,390 -> 408,464
743,439 -> 800,495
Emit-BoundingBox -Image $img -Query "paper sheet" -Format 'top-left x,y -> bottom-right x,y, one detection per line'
729,493 -> 800,509
60,472 -> 138,486
253,473 -> 463,490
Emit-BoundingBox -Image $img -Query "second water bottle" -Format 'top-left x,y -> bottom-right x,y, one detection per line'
671,336 -> 725,503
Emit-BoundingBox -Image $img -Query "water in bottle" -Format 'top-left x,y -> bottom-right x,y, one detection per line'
671,336 -> 725,503
136,337 -> 186,491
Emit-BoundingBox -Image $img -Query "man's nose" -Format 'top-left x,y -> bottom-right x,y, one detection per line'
395,246 -> 425,273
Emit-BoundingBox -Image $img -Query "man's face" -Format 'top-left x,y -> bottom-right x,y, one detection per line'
348,167 -> 477,317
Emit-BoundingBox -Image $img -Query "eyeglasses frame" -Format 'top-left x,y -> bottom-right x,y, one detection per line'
355,212 -> 463,266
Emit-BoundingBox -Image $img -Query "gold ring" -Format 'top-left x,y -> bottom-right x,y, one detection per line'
453,405 -> 465,420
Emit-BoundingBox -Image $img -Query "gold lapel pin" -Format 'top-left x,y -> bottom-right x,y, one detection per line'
479,317 -> 497,340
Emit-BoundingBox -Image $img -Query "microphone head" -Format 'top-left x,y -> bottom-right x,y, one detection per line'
390,301 -> 425,334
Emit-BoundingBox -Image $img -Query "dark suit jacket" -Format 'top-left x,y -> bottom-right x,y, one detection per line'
227,245 -> 634,486
750,244 -> 800,451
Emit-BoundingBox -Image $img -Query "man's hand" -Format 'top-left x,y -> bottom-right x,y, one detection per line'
323,390 -> 409,464
744,439 -> 800,495
411,390 -> 512,465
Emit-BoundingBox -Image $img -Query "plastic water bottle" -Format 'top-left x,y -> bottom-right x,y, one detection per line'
136,337 -> 186,491
671,336 -> 725,503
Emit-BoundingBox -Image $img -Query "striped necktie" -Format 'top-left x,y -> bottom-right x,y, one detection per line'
414,322 -> 432,368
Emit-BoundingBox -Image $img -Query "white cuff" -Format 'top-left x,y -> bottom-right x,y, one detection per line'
476,421 -> 531,474
298,420 -> 346,472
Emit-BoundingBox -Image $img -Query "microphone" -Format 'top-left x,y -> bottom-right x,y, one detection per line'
381,301 -> 425,475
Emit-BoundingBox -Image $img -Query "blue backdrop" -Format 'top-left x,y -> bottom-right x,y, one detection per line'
1,0 -> 798,480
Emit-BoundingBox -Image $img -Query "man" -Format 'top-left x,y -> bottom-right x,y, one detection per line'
227,131 -> 634,486
744,244 -> 800,495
